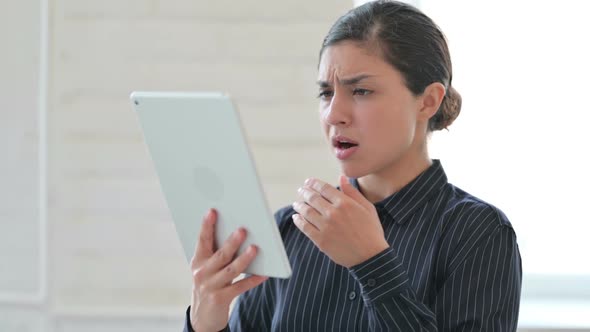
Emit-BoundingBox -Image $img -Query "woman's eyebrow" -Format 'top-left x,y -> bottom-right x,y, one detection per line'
316,74 -> 374,88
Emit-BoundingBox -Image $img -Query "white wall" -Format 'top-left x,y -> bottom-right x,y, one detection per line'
0,0 -> 42,296
0,0 -> 46,330
1,0 -> 346,330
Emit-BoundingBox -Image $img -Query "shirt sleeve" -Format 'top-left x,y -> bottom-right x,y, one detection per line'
348,225 -> 521,331
183,306 -> 194,332
183,306 -> 230,332
227,278 -> 276,331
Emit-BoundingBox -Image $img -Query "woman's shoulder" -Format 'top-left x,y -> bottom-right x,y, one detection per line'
437,183 -> 517,263
438,183 -> 520,277
444,183 -> 513,230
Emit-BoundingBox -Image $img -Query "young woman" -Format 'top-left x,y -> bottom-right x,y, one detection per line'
185,1 -> 521,331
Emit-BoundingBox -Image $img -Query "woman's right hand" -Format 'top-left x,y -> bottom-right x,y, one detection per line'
189,208 -> 268,332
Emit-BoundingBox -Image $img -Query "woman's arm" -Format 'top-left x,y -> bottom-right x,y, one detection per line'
348,224 -> 521,331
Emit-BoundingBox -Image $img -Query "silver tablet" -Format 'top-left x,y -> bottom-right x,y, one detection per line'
131,91 -> 292,279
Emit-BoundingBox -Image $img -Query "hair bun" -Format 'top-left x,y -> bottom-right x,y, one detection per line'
430,85 -> 462,131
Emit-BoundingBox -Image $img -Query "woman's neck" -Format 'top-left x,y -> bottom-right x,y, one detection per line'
357,151 -> 433,204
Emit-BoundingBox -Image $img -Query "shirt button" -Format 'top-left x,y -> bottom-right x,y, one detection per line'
348,291 -> 356,300
367,278 -> 376,287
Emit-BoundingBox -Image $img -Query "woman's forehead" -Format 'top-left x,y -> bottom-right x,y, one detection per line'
320,43 -> 378,67
317,43 -> 398,84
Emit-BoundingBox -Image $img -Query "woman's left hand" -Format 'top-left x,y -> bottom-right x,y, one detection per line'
292,175 -> 390,268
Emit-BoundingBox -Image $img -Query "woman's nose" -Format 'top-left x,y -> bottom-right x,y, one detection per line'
323,93 -> 351,126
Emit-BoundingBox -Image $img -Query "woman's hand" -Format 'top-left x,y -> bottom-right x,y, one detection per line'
189,209 -> 268,332
292,176 -> 389,268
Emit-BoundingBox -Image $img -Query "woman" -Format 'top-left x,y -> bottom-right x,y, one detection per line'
185,1 -> 522,331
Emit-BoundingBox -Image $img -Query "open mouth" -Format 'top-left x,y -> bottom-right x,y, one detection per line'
336,141 -> 358,149
332,136 -> 359,160
332,135 -> 359,150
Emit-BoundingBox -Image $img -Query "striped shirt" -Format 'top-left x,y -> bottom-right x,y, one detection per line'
184,159 -> 522,331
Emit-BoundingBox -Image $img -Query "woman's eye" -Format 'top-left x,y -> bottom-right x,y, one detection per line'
353,88 -> 373,96
318,90 -> 334,99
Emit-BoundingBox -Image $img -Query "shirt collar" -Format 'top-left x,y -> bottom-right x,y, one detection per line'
349,159 -> 448,225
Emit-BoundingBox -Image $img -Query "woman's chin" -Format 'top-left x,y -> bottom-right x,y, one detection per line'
339,164 -> 367,179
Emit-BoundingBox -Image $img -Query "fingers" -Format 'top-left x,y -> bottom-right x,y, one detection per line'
192,209 -> 217,268
305,178 -> 342,204
297,186 -> 332,215
339,175 -> 372,209
204,227 -> 247,274
192,227 -> 267,305
292,200 -> 322,229
292,213 -> 320,241
226,274 -> 269,299
294,180 -> 337,229
208,244 -> 261,288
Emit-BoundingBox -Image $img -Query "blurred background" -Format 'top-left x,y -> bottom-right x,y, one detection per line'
1,0 -> 589,331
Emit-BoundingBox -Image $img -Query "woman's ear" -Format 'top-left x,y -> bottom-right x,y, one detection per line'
418,82 -> 446,121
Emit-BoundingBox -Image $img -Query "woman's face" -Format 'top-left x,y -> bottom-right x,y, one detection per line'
317,41 -> 427,178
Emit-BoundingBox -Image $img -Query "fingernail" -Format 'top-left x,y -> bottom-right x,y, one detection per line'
304,178 -> 311,185
297,187 -> 303,194
233,228 -> 243,239
206,209 -> 215,223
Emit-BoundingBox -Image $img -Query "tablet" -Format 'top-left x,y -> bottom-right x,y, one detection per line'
130,91 -> 292,279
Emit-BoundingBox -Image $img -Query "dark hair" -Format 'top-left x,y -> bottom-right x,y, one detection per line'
319,0 -> 461,131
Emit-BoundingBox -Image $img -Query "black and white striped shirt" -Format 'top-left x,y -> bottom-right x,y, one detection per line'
184,159 -> 522,331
